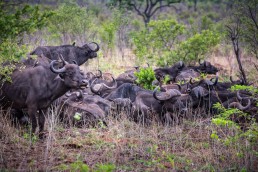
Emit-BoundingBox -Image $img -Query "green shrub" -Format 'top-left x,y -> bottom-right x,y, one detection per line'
134,67 -> 156,90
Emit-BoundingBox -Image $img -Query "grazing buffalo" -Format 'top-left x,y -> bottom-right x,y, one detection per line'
154,61 -> 185,83
132,87 -> 187,125
105,83 -> 145,102
0,56 -> 87,137
90,76 -> 117,97
175,68 -> 200,82
30,42 -> 99,65
58,91 -> 108,127
197,60 -> 219,74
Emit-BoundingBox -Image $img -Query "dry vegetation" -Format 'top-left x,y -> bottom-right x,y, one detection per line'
1,1 -> 258,171
1,98 -> 257,171
1,48 -> 258,172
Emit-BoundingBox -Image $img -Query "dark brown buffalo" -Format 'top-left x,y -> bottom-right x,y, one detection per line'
132,87 -> 187,125
58,92 -> 107,127
0,56 -> 87,137
30,42 -> 99,65
154,61 -> 185,83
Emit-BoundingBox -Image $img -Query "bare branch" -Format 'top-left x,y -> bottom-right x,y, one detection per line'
145,0 -> 150,15
150,4 -> 178,17
247,5 -> 258,30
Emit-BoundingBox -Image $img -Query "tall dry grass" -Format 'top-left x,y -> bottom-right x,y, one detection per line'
0,104 -> 257,171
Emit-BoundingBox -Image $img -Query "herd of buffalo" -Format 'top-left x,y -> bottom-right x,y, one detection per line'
0,42 -> 257,138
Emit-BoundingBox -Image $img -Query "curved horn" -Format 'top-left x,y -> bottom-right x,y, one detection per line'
189,78 -> 195,85
88,42 -> 100,52
72,60 -> 78,65
229,99 -> 251,110
60,54 -> 69,65
153,87 -> 181,101
237,91 -> 243,101
50,60 -> 66,73
237,91 -> 252,101
101,76 -> 117,89
90,78 -> 100,94
209,76 -> 218,86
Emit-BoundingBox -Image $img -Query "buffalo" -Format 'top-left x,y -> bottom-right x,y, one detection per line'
0,55 -> 87,138
30,42 -> 99,65
132,87 -> 187,125
154,61 -> 185,83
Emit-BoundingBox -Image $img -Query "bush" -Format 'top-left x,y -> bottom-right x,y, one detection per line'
134,67 -> 156,90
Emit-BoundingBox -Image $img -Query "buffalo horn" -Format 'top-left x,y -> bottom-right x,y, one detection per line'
229,99 -> 251,110
88,42 -> 100,52
237,91 -> 243,101
102,76 -> 117,89
60,54 -> 69,65
50,60 -> 66,73
189,78 -> 195,85
90,78 -> 101,95
209,76 -> 218,86
153,87 -> 181,101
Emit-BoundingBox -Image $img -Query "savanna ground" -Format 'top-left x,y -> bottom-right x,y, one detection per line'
0,50 -> 257,172
1,0 -> 258,171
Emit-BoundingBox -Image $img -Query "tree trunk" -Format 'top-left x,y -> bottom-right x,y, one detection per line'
232,39 -> 248,84
194,0 -> 197,12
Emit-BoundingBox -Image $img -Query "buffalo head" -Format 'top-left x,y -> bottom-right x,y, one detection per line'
50,60 -> 88,89
198,60 -> 218,74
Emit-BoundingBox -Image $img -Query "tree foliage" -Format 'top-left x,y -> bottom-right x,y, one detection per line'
0,3 -> 53,44
0,3 -> 53,80
109,0 -> 181,27
233,0 -> 258,59
48,2 -> 94,44
173,30 -> 220,63
131,19 -> 220,66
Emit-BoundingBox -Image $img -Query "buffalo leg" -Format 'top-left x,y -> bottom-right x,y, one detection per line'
38,109 -> 46,139
10,108 -> 29,125
28,107 -> 37,134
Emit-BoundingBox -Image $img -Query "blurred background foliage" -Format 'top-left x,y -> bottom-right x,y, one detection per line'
0,0 -> 257,80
